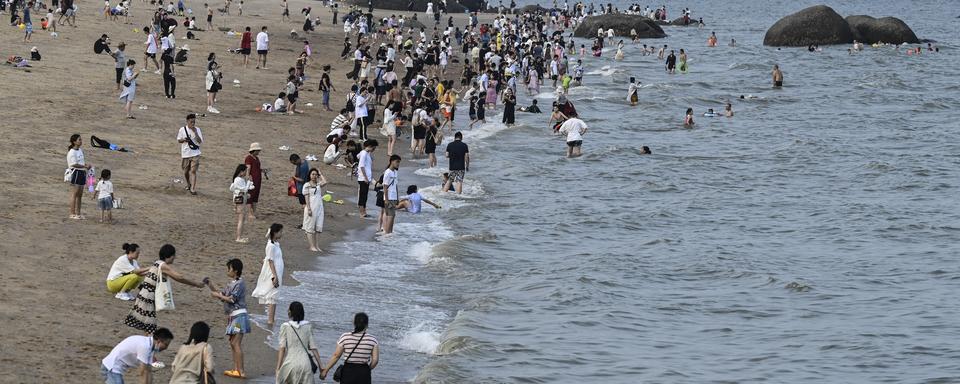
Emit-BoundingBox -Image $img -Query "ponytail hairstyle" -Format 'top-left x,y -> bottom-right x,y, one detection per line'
267,223 -> 283,243
159,244 -> 176,261
353,312 -> 369,333
122,243 -> 140,254
69,134 -> 81,149
184,321 -> 210,345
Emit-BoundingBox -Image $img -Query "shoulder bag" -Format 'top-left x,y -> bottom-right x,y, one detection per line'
154,261 -> 176,311
333,332 -> 365,382
290,325 -> 319,374
200,344 -> 217,384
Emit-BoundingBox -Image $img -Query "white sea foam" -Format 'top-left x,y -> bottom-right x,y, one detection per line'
399,325 -> 442,355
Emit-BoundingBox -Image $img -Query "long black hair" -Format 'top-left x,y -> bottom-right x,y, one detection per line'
268,223 -> 283,243
289,301 -> 305,322
232,164 -> 247,180
353,312 -> 368,333
184,321 -> 210,345
122,243 -> 140,254
69,134 -> 81,149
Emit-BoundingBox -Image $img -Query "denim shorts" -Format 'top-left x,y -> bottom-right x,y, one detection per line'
226,313 -> 251,335
101,365 -> 125,384
99,196 -> 114,211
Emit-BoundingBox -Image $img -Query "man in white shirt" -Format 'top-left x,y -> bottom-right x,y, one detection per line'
255,26 -> 269,69
176,113 -> 203,195
381,154 -> 401,234
143,26 -> 160,73
558,117 -> 588,158
100,328 -> 173,384
353,86 -> 370,140
356,139 -> 378,217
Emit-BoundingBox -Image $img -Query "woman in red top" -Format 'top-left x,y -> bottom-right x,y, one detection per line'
240,26 -> 252,68
244,142 -> 263,218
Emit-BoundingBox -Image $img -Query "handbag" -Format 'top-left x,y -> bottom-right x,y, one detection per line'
233,194 -> 245,204
290,325 -> 319,374
200,344 -> 217,384
154,262 -> 176,311
112,198 -> 123,209
287,177 -> 298,197
63,168 -> 74,182
333,332 -> 365,382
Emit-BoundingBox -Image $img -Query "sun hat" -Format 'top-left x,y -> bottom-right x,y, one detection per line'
248,142 -> 263,152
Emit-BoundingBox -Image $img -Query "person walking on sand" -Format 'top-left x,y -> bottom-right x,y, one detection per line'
101,328 -> 174,384
168,322 -> 215,383
558,117 -> 588,158
772,64 -> 783,88
230,164 -> 255,243
320,312 -> 380,383
106,243 -> 150,301
256,26 -> 269,69
66,134 -> 92,220
442,132 -> 469,194
120,59 -> 139,119
124,244 -> 209,334
239,26 -> 252,68
275,302 -> 324,384
252,223 -> 284,327
356,139 -> 378,218
302,168 -> 328,252
206,54 -> 223,114
177,114 -> 203,195
627,77 -> 640,106
142,27 -> 161,73
244,143 -> 264,219
207,258 -> 249,379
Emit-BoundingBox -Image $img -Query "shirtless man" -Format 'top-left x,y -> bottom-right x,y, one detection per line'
772,64 -> 783,88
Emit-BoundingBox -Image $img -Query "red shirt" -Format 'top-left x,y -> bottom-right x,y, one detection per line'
241,32 -> 252,49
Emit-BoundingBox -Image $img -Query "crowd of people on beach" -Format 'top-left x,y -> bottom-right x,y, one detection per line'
41,0 -> 940,381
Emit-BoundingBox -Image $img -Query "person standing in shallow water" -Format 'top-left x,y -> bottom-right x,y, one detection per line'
772,64 -> 783,88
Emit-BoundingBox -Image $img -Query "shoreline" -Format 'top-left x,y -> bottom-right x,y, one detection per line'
0,0 -> 478,382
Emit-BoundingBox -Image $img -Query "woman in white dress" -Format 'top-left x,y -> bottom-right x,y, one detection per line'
301,168 -> 328,252
252,223 -> 284,327
119,59 -> 138,119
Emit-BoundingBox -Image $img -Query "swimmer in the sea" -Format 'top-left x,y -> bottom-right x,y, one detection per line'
772,64 -> 783,88
627,77 -> 639,106
703,108 -> 717,117
658,44 -> 666,59
724,102 -> 733,117
666,50 -> 676,74
639,146 -> 652,155
519,99 -> 542,113
729,38 -> 736,47
683,107 -> 695,128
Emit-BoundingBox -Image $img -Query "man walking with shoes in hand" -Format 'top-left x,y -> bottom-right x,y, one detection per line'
177,113 -> 203,195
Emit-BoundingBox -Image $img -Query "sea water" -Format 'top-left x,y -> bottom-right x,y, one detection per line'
256,0 -> 960,382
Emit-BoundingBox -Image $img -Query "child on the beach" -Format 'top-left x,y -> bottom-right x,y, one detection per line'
207,258 -> 248,379
397,185 -> 441,213
93,169 -> 115,223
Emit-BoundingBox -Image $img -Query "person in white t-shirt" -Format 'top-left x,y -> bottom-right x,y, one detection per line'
93,169 -> 116,223
100,329 -> 174,384
255,26 -> 269,69
558,117 -> 588,158
380,154 -> 401,234
143,26 -> 160,73
356,139 -> 378,218
353,86 -> 371,140
106,243 -> 150,300
177,114 -> 203,195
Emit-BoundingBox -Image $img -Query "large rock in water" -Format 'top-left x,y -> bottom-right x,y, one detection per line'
846,15 -> 919,44
572,14 -> 666,39
763,5 -> 854,46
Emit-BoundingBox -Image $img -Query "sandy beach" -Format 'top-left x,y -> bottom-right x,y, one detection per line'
0,1 -> 473,382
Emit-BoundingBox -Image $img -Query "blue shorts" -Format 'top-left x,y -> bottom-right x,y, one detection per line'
101,365 -> 125,384
226,313 -> 250,335
98,196 -> 113,211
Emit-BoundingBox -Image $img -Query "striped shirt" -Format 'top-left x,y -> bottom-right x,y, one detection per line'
330,114 -> 349,130
337,332 -> 378,364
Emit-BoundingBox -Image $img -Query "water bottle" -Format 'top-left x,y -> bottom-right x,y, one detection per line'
87,167 -> 96,193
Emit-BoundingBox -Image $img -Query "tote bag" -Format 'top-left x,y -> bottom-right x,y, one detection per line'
155,262 -> 176,311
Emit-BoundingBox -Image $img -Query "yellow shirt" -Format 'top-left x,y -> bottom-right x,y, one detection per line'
436,83 -> 445,101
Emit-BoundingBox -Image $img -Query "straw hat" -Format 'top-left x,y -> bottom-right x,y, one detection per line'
248,142 -> 263,152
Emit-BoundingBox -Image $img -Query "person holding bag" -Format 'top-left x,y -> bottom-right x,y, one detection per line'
229,164 -> 255,243
168,321 -> 215,384
124,244 -> 208,334
320,312 -> 379,384
275,301 -> 323,384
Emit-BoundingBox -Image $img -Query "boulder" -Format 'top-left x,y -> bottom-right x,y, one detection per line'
572,14 -> 666,39
405,18 -> 427,30
653,16 -> 696,26
513,4 -> 548,15
345,0 -> 484,13
845,15 -> 919,44
763,5 -> 854,46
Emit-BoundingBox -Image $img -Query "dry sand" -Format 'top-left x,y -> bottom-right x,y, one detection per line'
0,1 -> 472,382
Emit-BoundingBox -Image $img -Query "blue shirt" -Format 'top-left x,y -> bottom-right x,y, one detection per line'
222,278 -> 246,314
404,193 -> 423,213
295,160 -> 310,191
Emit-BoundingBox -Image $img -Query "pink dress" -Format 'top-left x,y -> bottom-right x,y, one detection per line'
528,70 -> 540,93
485,80 -> 498,104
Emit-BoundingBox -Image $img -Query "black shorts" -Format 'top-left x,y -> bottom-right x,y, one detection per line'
566,140 -> 582,148
413,126 -> 426,140
69,169 -> 87,185
206,14 -> 212,22
115,67 -> 123,84
287,92 -> 298,103
257,49 -> 268,55
146,52 -> 156,58
239,48 -> 251,55
551,74 -> 558,80
425,141 -> 436,154
774,80 -> 783,87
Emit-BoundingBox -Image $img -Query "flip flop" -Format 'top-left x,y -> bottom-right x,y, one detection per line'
223,370 -> 246,378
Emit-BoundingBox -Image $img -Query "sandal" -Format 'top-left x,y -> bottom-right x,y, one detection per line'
235,238 -> 249,243
223,370 -> 246,378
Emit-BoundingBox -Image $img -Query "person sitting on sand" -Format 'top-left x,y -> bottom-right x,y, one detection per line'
273,92 -> 288,113
397,185 -> 441,213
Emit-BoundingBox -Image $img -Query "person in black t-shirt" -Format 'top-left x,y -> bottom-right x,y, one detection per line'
161,49 -> 176,98
442,132 -> 469,194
